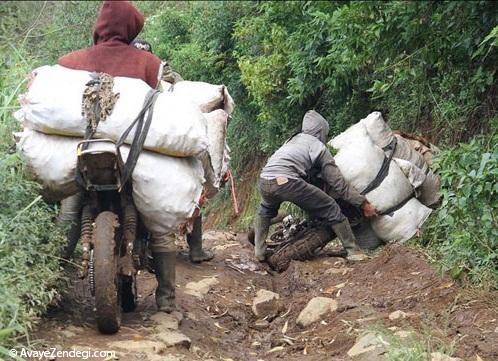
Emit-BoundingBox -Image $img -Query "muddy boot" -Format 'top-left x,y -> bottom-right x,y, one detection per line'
187,215 -> 214,263
152,252 -> 177,313
254,216 -> 271,261
332,220 -> 367,261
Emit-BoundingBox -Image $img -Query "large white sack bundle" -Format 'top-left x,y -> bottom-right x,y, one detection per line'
16,129 -> 204,232
15,129 -> 79,202
371,198 -> 432,242
329,123 -> 413,213
120,148 -> 204,234
169,81 -> 235,115
16,65 -> 208,157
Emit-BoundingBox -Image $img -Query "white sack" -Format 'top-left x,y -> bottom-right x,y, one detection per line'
16,129 -> 204,232
361,111 -> 394,149
361,112 -> 430,172
371,198 -> 432,242
205,109 -> 229,185
16,129 -> 79,202
393,158 -> 426,189
330,124 -> 413,213
171,81 -> 235,115
393,158 -> 441,207
418,170 -> 441,207
120,148 -> 204,234
17,65 -> 208,157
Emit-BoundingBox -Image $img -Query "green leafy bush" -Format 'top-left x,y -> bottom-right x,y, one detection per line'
422,127 -> 498,288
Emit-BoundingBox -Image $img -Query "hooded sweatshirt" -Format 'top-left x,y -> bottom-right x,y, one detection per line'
58,1 -> 161,89
260,110 -> 365,207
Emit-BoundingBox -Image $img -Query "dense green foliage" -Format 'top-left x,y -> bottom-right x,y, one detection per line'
0,59 -> 66,352
144,1 -> 497,167
0,3 -> 72,350
422,128 -> 498,287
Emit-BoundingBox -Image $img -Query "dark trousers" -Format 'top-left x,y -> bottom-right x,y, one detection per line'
257,177 -> 348,225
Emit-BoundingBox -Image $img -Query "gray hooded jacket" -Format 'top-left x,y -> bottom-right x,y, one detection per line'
260,110 -> 365,207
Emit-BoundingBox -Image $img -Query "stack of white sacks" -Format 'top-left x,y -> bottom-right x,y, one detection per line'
329,112 -> 440,242
14,65 -> 233,234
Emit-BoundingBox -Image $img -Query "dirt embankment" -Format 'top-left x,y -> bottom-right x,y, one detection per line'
30,231 -> 498,361
204,156 -> 265,231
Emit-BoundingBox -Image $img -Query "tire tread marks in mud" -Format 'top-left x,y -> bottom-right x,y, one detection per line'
93,211 -> 121,334
267,227 -> 331,272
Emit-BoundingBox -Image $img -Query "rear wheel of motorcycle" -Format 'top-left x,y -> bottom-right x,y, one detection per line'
93,211 -> 121,334
267,226 -> 331,272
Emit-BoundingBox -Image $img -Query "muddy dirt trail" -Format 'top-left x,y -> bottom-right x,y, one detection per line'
31,231 -> 498,361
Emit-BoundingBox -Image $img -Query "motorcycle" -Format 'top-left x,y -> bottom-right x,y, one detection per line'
74,138 -> 147,334
248,211 -> 383,272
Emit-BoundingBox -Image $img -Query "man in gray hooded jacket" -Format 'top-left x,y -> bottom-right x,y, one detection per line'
254,110 -> 378,261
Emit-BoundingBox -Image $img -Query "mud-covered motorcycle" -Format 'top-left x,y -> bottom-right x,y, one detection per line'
248,208 -> 383,272
75,138 -> 148,334
64,83 -> 160,334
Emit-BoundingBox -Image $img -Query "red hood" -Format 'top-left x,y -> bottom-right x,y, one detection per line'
93,1 -> 144,45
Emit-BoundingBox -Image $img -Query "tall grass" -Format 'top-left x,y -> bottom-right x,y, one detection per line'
0,53 -> 66,352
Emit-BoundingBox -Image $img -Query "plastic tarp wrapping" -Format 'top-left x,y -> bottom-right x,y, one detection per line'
371,198 -> 432,242
169,81 -> 235,115
15,65 -> 209,157
16,129 -> 203,232
330,123 -> 413,214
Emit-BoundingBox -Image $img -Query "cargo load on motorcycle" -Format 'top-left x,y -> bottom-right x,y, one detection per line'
15,64 -> 234,234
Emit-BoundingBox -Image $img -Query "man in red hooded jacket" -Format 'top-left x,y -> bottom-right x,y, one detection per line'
59,0 -> 161,88
58,1 -> 176,313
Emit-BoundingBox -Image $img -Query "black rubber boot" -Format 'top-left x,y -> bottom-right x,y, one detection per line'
254,215 -> 271,261
331,220 -> 367,261
152,251 -> 176,313
187,215 -> 214,263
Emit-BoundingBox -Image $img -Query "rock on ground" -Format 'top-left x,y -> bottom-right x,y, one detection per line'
107,339 -> 166,354
347,333 -> 387,358
296,297 -> 338,327
252,289 -> 281,318
150,311 -> 183,330
389,310 -> 408,320
185,277 -> 219,298
154,330 -> 191,348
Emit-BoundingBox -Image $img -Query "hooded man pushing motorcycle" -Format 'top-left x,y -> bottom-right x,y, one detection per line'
254,110 -> 378,261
